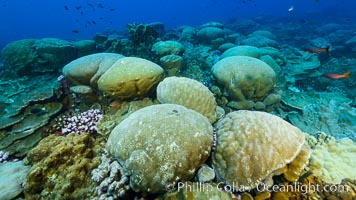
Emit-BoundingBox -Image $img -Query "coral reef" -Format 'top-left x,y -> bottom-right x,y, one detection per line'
195,164 -> 216,183
62,53 -> 125,88
1,38 -> 78,75
91,150 -> 131,199
288,98 -> 356,140
151,40 -> 185,56
0,150 -> 9,163
0,100 -> 62,157
159,54 -> 184,76
52,109 -> 103,135
156,76 -> 217,123
24,133 -> 103,200
95,98 -> 157,136
212,110 -> 307,190
106,104 -> 213,194
306,133 -> 356,184
72,39 -> 96,56
126,23 -> 158,47
283,47 -> 321,82
97,57 -> 164,100
196,21 -> 226,47
212,56 -> 278,110
0,161 -> 30,200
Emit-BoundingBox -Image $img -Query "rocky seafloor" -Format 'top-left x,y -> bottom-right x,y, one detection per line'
0,18 -> 355,200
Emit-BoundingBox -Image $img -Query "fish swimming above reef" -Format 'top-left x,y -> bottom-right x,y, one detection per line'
322,71 -> 350,79
109,100 -> 123,107
288,5 -> 295,12
304,46 -> 331,56
71,29 -> 79,33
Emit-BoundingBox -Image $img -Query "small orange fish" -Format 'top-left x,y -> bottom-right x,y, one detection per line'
322,71 -> 350,79
304,46 -> 331,56
109,100 -> 122,107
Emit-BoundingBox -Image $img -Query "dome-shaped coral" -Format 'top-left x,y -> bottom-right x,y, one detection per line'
106,104 -> 213,194
212,56 -> 276,101
97,57 -> 164,100
62,53 -> 124,87
156,77 -> 217,123
212,110 -> 306,190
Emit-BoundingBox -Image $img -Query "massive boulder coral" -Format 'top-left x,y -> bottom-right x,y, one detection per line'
0,161 -> 30,200
306,133 -> 356,184
212,56 -> 276,102
196,22 -> 225,47
156,77 -> 217,123
98,57 -> 164,100
159,54 -> 184,76
151,40 -> 185,56
1,38 -> 78,75
106,104 -> 213,194
1,39 -> 38,74
62,53 -> 125,88
24,133 -> 103,200
212,110 -> 308,190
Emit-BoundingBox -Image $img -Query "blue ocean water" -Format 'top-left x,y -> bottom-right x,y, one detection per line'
0,0 -> 355,49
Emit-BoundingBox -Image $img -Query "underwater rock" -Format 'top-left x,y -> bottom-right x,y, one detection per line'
98,57 -> 164,100
156,76 -> 217,123
24,133 -> 103,200
152,40 -> 185,56
0,161 -> 30,200
106,104 -> 213,194
212,56 -> 276,102
212,110 -> 307,190
159,54 -> 184,76
62,53 -> 125,88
